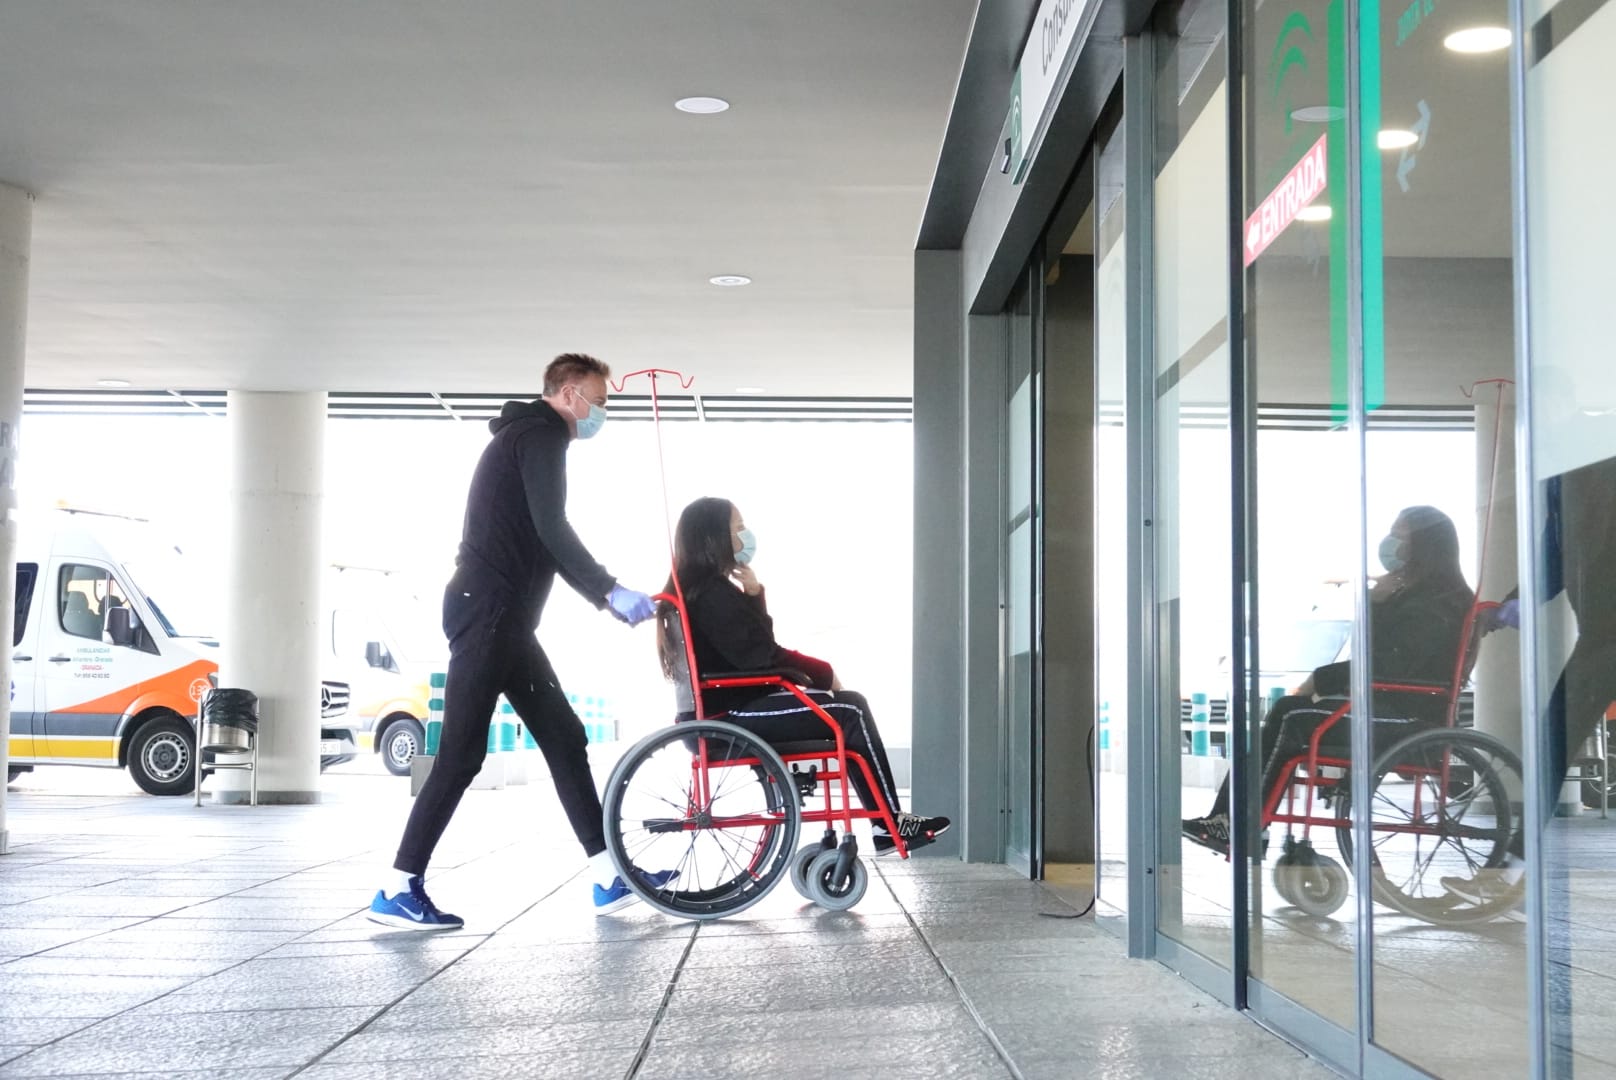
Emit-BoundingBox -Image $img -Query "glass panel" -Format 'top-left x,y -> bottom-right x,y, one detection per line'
1005,276 -> 1039,876
1094,117 -> 1129,925
1525,0 -> 1616,1069
1239,0 -> 1360,1033
1355,0 -> 1529,1069
1153,0 -> 1233,966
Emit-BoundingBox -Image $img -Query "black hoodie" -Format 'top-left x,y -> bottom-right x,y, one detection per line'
454,399 -> 615,627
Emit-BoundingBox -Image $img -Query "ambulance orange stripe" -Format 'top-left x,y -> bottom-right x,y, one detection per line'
57,658 -> 215,717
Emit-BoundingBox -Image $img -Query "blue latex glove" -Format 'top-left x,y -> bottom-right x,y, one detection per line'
607,585 -> 656,626
1495,598 -> 1520,629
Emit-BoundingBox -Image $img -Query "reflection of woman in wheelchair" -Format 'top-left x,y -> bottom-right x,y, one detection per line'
598,496 -> 947,921
1184,506 -> 1525,924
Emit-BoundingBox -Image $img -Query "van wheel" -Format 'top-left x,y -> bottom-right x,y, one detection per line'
6,767 -> 24,784
381,718 -> 424,777
128,716 -> 196,796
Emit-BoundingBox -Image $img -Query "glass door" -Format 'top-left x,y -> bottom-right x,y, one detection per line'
1004,271 -> 1042,877
1152,0 -> 1235,972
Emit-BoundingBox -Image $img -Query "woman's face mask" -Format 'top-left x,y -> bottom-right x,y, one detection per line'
1379,534 -> 1406,573
734,527 -> 757,566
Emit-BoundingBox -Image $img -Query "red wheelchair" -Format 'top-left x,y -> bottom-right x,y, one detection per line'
599,592 -> 915,920
1261,600 -> 1525,925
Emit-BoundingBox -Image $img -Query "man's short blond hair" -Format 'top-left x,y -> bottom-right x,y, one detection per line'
543,353 -> 611,396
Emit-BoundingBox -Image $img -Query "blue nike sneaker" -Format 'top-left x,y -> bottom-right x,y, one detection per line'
367,876 -> 464,931
593,869 -> 679,916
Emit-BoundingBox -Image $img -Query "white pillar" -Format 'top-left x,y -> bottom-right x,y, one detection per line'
0,185 -> 29,854
1472,388 -> 1545,806
216,392 -> 325,804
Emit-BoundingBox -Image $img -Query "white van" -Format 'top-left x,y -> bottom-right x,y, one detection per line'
325,566 -> 442,777
5,508 -> 351,795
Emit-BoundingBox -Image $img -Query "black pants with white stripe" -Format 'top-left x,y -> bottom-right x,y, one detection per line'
723,689 -> 903,819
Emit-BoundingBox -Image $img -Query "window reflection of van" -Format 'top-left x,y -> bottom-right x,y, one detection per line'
5,509 -> 350,795
327,567 -> 442,777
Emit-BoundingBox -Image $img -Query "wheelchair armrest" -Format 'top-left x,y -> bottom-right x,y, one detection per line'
699,668 -> 812,688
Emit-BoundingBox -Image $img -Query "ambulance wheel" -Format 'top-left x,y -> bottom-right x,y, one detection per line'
6,766 -> 24,784
129,715 -> 197,796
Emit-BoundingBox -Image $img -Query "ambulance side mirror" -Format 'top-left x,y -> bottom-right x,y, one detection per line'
105,605 -> 136,648
364,640 -> 395,672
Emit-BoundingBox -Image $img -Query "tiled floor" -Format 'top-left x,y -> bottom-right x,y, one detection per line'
0,766 -> 1335,1080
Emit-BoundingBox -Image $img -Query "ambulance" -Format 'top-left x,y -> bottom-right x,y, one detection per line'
5,508 -> 351,795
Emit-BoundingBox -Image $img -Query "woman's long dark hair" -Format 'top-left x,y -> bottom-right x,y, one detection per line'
656,496 -> 737,679
1382,505 -> 1471,601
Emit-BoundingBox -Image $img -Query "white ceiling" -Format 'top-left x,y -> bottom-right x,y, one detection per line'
0,2 -> 975,396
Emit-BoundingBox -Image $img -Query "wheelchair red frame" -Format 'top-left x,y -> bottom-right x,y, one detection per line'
1264,600 -> 1498,841
654,590 -> 915,860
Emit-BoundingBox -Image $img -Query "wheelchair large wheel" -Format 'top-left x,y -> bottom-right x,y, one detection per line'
603,720 -> 800,921
1335,728 -> 1522,926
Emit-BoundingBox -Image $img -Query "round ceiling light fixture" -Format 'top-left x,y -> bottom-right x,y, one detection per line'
709,274 -> 752,287
676,96 -> 731,114
97,378 -> 132,388
1444,26 -> 1511,52
1297,204 -> 1333,222
1290,105 -> 1345,123
1378,128 -> 1419,150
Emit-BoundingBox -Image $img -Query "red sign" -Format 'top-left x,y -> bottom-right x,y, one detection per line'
1244,135 -> 1328,266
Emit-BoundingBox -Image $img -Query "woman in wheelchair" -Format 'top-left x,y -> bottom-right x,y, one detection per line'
656,497 -> 950,853
1183,505 -> 1474,856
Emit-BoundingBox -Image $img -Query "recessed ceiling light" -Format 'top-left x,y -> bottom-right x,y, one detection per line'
1297,204 -> 1333,222
1291,105 -> 1345,123
1444,26 -> 1511,52
709,275 -> 751,287
735,386 -> 767,395
676,96 -> 730,114
1378,128 -> 1419,150
97,378 -> 132,388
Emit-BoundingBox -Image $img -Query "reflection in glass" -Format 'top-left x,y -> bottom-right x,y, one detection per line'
1240,0 -> 1360,1034
1357,0 -> 1528,1066
1153,0 -> 1233,966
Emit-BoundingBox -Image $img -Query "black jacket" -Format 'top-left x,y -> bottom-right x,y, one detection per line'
681,576 -> 834,716
1312,574 -> 1473,715
1546,454 -> 1616,637
453,399 -> 615,628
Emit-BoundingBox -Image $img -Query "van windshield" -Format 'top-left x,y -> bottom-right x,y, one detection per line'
120,545 -> 220,640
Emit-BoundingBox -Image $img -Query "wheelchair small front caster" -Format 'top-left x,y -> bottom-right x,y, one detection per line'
805,847 -> 868,911
1273,838 -> 1349,917
790,831 -> 838,899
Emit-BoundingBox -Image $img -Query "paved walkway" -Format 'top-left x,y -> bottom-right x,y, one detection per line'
0,768 -> 1335,1079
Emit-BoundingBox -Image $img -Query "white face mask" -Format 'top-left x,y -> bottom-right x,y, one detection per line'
568,386 -> 607,439
1379,534 -> 1406,573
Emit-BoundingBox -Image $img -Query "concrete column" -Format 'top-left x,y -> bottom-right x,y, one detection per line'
911,250 -> 966,858
0,185 -> 29,855
216,392 -> 325,805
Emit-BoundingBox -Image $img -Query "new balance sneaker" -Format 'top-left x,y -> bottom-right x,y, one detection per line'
593,869 -> 679,915
367,876 -> 464,931
1182,813 -> 1231,857
874,813 -> 952,854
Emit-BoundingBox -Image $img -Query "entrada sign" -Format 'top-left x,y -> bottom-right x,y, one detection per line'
1244,135 -> 1328,266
